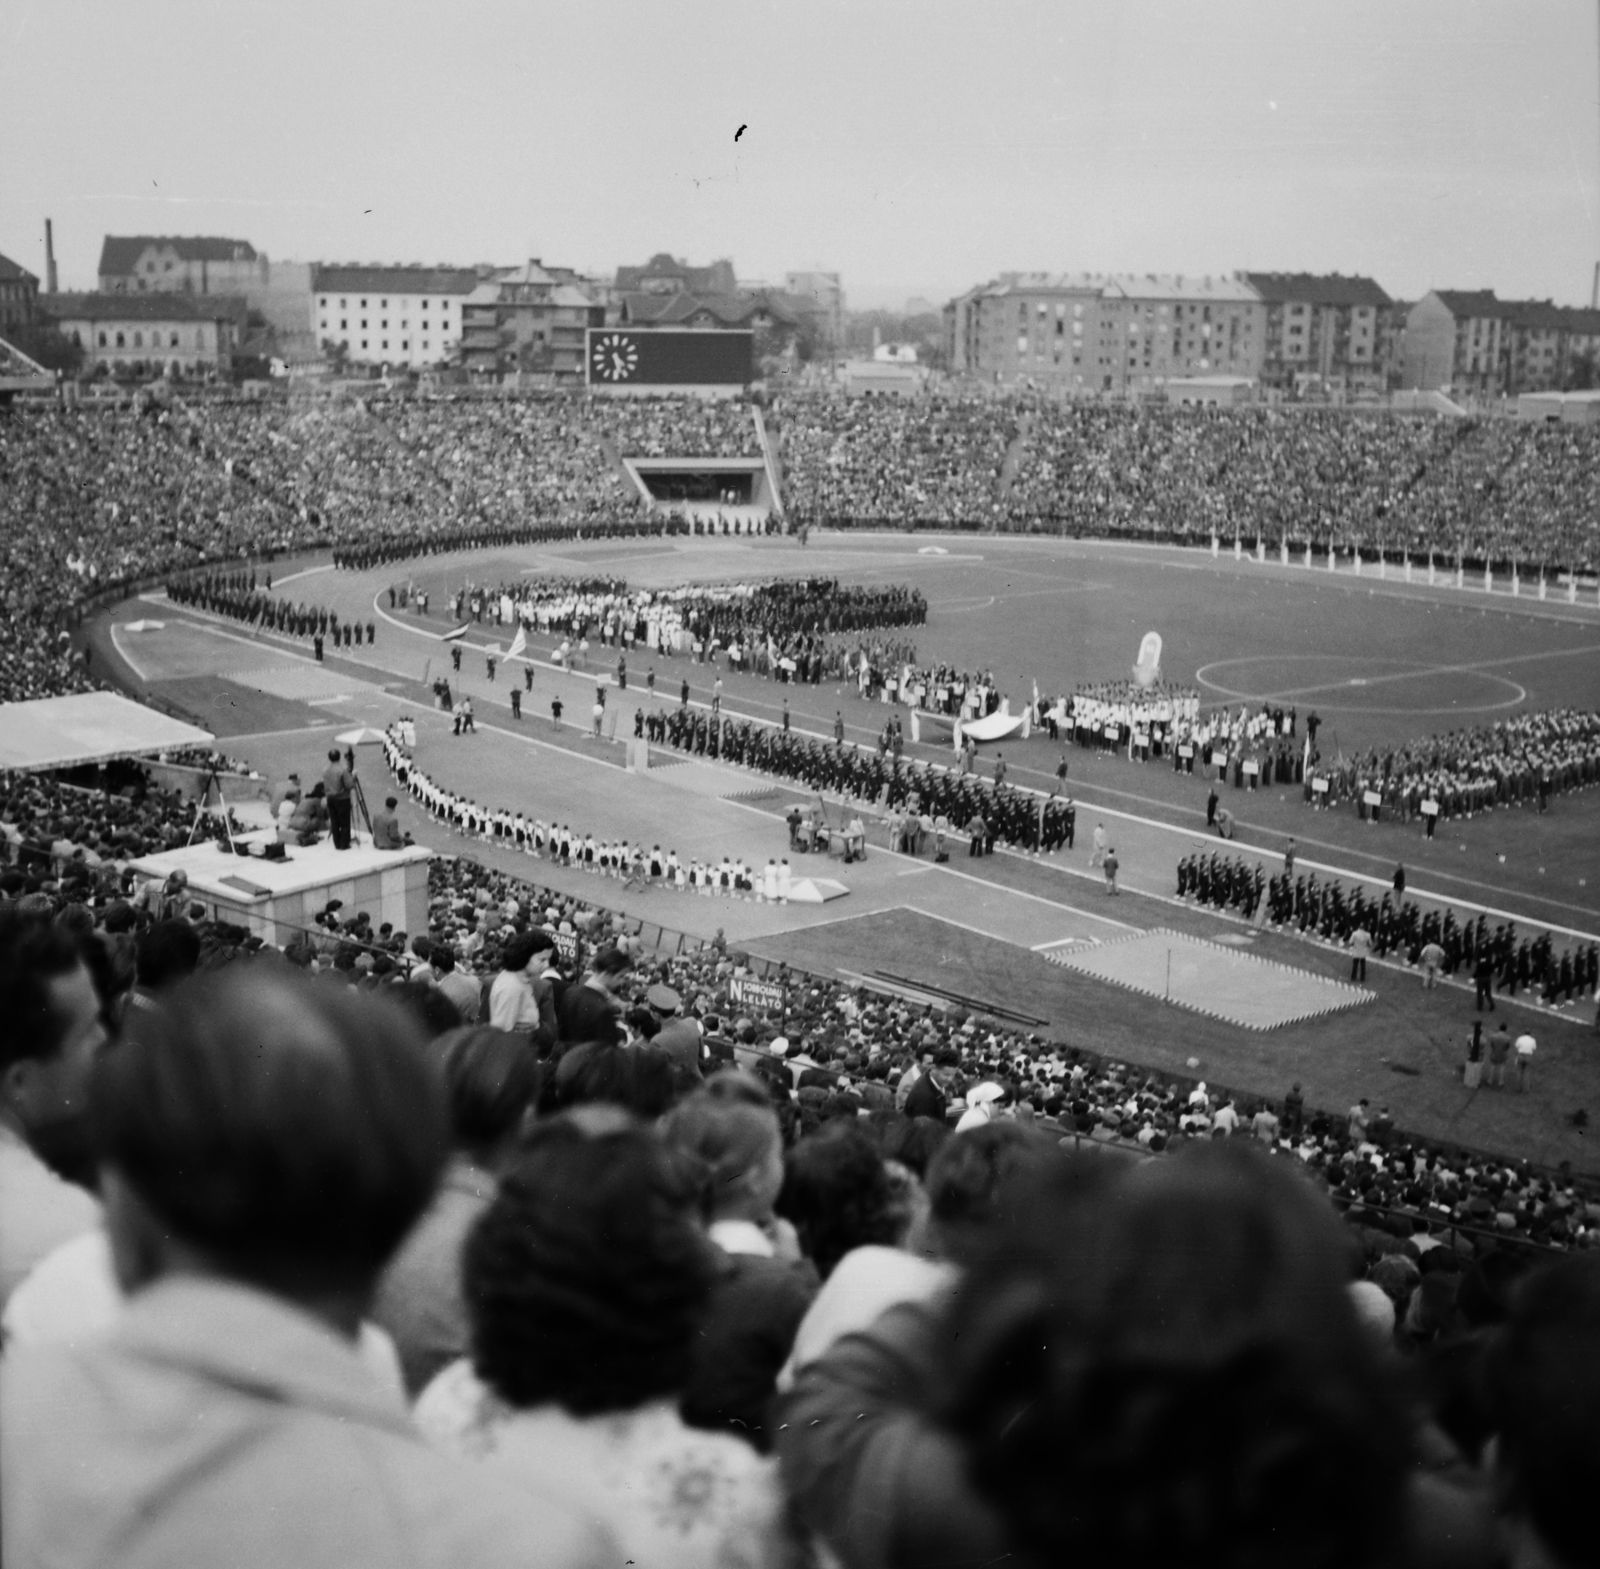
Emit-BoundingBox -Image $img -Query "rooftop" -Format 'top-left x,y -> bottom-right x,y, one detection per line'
99,235 -> 259,275
1244,272 -> 1392,308
0,251 -> 39,286
44,292 -> 250,324
310,264 -> 480,297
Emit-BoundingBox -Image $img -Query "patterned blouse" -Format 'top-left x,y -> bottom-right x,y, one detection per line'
414,1359 -> 792,1569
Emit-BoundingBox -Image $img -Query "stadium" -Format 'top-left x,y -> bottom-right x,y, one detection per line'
5,338 -> 1600,1569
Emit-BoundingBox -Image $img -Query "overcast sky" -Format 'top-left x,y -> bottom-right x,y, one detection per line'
3,0 -> 1597,310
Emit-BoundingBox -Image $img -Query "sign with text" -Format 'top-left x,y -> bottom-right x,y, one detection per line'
728,974 -> 785,1013
551,929 -> 581,966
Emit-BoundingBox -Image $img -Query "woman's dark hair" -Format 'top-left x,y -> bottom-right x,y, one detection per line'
660,1091 -> 780,1219
434,1026 -> 540,1162
1486,1252 -> 1600,1569
91,966 -> 449,1294
882,1112 -> 950,1178
777,1120 -> 902,1278
393,978 -> 462,1039
499,932 -> 542,973
134,918 -> 202,990
944,1141 -> 1410,1569
464,1116 -> 712,1416
555,1041 -> 679,1119
925,1121 -> 1059,1262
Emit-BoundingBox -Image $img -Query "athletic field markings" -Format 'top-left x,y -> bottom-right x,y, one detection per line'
1196,641 -> 1600,705
108,624 -> 153,683
899,904 -> 1079,949
268,564 -> 336,589
1195,655 -> 1529,711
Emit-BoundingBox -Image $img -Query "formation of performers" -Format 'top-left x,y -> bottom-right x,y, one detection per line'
333,512 -> 780,572
166,570 -> 375,649
380,722 -> 800,898
1312,709 -> 1600,822
1178,848 -> 1598,1003
650,707 -> 1078,853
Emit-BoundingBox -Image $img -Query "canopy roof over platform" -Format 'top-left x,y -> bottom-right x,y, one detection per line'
0,692 -> 214,772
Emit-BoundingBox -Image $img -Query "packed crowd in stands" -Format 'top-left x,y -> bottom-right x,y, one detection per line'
0,760 -> 241,879
773,391 -> 1019,525
5,392 -> 1600,708
1312,708 -> 1600,821
4,835 -> 1599,1567
780,396 -> 1600,572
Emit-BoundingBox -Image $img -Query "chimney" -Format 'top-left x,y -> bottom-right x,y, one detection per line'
44,218 -> 57,294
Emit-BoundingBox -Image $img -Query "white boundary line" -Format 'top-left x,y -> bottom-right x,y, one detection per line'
898,904 -> 1047,948
107,623 -> 152,683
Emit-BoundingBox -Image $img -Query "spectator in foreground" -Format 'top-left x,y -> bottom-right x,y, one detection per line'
0,968 -> 610,1569
661,1082 -> 819,1449
416,1111 -> 790,1569
372,1026 -> 541,1397
1486,1253 -> 1600,1569
780,1142 -> 1457,1569
0,909 -> 105,1309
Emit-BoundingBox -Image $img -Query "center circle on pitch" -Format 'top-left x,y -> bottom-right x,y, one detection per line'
1193,655 -> 1526,715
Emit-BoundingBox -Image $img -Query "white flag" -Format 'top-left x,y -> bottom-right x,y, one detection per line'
507,624 -> 527,661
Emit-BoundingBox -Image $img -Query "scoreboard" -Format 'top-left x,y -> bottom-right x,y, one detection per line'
585,328 -> 753,389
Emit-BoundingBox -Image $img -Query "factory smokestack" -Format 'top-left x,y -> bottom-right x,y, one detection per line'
44,219 -> 57,294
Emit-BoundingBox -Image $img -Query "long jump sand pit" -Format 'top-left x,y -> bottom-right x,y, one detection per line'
1048,927 -> 1374,1030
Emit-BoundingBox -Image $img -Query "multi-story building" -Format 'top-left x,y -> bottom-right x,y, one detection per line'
1243,272 -> 1395,393
0,251 -> 40,335
1404,291 -> 1600,397
945,273 -> 1104,387
98,235 -> 267,296
458,259 -> 607,381
310,265 -> 479,369
44,293 -> 247,375
610,253 -> 816,354
947,272 -> 1263,393
1095,275 -> 1264,393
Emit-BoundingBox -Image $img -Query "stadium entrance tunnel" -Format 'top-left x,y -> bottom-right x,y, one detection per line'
639,469 -> 755,505
621,455 -> 775,520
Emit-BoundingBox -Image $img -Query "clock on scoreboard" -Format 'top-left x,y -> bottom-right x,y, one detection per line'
585,328 -> 753,388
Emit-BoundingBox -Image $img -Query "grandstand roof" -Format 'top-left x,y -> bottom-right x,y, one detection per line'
1243,272 -> 1392,308
310,265 -> 479,296
44,292 -> 249,324
0,251 -> 39,285
43,292 -> 249,324
0,692 -> 212,772
99,236 -> 258,275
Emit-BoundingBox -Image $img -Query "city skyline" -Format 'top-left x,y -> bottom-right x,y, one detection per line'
3,0 -> 1598,312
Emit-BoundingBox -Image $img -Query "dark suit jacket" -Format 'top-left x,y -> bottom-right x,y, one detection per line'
682,1248 -> 818,1452
903,1074 -> 949,1123
556,980 -> 621,1046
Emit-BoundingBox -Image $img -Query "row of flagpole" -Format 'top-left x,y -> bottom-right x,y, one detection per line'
1208,533 -> 1600,606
